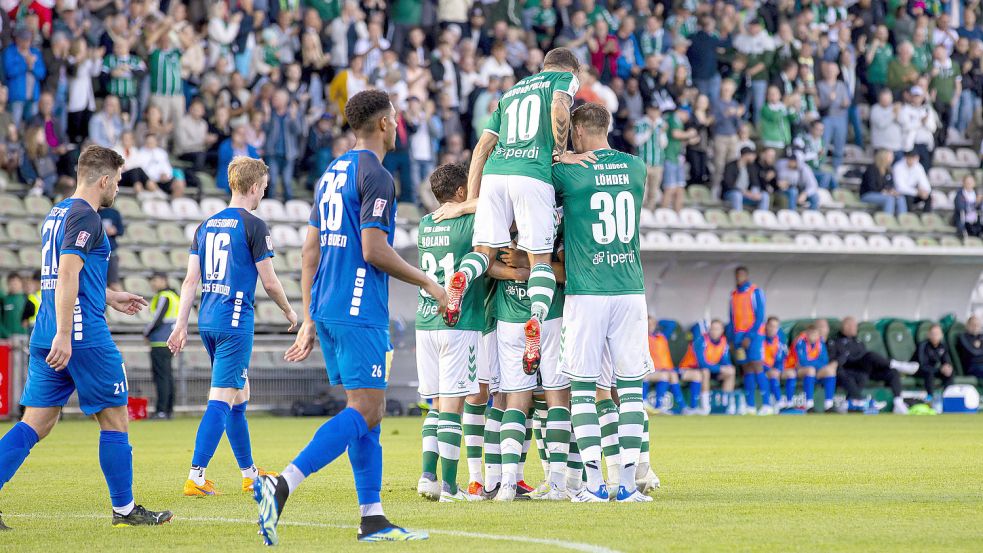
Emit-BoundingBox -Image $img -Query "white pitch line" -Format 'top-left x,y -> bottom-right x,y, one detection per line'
6,513 -> 625,553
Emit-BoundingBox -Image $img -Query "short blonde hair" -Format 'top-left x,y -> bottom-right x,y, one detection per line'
228,156 -> 268,195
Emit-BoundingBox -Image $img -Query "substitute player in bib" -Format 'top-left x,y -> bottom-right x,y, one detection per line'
168,157 -> 297,496
553,103 -> 653,503
761,317 -> 789,414
254,90 -> 446,545
0,146 -> 171,529
680,321 -> 737,415
414,163 -> 490,502
443,47 -> 595,375
790,323 -> 837,413
730,266 -> 767,415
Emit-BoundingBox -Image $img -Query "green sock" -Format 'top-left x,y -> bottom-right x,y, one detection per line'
463,401 -> 486,484
616,378 -> 645,489
437,411 -> 463,495
484,407 -> 504,489
421,409 -> 439,476
533,397 -> 549,475
639,410 -> 651,468
545,406 -> 571,488
527,263 -> 557,321
458,252 -> 489,285
518,410 -> 533,480
499,408 -> 527,484
597,398 -> 620,482
570,380 -> 603,491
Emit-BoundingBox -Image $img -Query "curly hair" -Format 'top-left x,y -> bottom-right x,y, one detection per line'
345,89 -> 393,132
429,162 -> 468,203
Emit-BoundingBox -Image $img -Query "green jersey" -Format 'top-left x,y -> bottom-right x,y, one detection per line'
415,213 -> 489,331
482,71 -> 580,185
553,149 -> 646,296
149,49 -> 183,96
495,275 -> 564,324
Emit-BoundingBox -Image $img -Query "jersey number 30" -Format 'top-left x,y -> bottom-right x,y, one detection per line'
591,191 -> 636,244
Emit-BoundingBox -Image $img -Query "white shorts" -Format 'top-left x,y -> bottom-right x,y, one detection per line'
415,329 -> 481,399
472,174 -> 558,254
561,295 -> 653,384
497,318 -> 568,393
478,330 -> 501,394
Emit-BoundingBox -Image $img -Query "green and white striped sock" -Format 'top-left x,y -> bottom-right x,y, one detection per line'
597,398 -> 621,483
570,380 -> 604,491
458,252 -> 489,285
616,378 -> 645,490
463,401 -> 486,485
421,409 -> 439,477
437,411 -> 463,495
639,410 -> 651,469
499,408 -> 527,485
518,410 -> 533,480
527,263 -> 556,321
566,433 -> 584,487
533,398 -> 550,476
545,406 -> 571,489
484,407 -> 504,490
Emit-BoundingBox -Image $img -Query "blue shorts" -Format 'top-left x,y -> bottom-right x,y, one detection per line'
315,322 -> 392,390
201,331 -> 252,389
662,159 -> 686,188
22,345 -> 128,416
733,332 -> 765,363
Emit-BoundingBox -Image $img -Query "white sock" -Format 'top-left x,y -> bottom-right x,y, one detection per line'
241,465 -> 259,479
890,360 -> 919,375
113,501 -> 135,516
282,463 -> 306,494
619,463 -> 638,491
189,466 -> 206,486
893,397 -> 906,407
824,399 -> 834,410
501,469 -> 517,487
359,502 -> 384,517
584,461 -> 604,492
700,393 -> 710,410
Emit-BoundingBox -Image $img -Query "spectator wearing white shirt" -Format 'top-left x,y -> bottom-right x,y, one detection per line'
932,13 -> 958,56
898,86 -> 938,170
954,174 -> 982,237
66,38 -> 104,144
114,131 -> 153,194
142,133 -> 185,198
354,20 -> 391,81
892,150 -> 932,213
479,41 -> 514,82
869,89 -> 903,157
328,1 -> 369,70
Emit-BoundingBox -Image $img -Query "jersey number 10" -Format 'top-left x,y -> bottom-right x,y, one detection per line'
591,191 -> 636,245
204,232 -> 231,280
503,95 -> 542,145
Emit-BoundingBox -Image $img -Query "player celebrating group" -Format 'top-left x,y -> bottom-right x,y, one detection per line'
167,157 -> 297,497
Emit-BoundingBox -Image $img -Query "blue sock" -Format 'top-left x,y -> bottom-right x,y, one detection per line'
655,381 -> 669,408
227,401 -> 254,469
99,430 -> 134,509
822,376 -> 837,402
0,422 -> 39,492
804,375 -> 816,402
292,407 -> 369,477
785,378 -> 797,402
756,372 -> 771,405
348,424 -> 383,506
670,382 -> 684,408
642,381 -> 651,402
769,377 -> 781,402
743,373 -> 756,406
689,381 -> 702,408
192,400 -> 232,467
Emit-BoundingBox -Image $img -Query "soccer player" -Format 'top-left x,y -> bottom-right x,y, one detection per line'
791,323 -> 838,413
462,290 -> 501,498
762,316 -> 791,413
646,317 -> 683,414
414,162 -> 491,502
254,90 -> 446,545
168,157 -> 297,496
553,103 -> 653,503
443,47 -> 595,375
680,320 -> 736,415
0,146 -> 171,529
730,266 -> 767,415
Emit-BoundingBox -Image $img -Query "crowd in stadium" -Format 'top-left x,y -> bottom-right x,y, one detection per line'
2,0 -> 983,233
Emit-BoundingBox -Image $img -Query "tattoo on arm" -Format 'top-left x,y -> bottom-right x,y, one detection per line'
552,91 -> 572,157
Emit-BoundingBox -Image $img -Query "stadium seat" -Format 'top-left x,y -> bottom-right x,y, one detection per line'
752,209 -> 782,229
832,188 -> 864,208
170,249 -> 189,269
850,211 -> 880,231
0,249 -> 17,269
17,248 -> 41,269
816,188 -> 841,209
639,208 -> 656,228
0,193 -> 23,216
125,224 -> 157,245
891,235 -> 916,249
770,233 -> 793,244
956,148 -> 979,167
867,234 -> 891,248
857,321 -> 889,358
776,209 -> 805,230
678,208 -> 710,229
897,213 -> 924,232
670,232 -> 695,245
873,212 -> 900,231
184,223 -> 199,242
117,249 -> 142,271
286,249 -> 303,268
157,223 -> 187,246
114,196 -> 142,219
644,231 -> 670,246
658,319 -> 690,366
728,210 -> 754,229
843,234 -> 868,249
123,276 -> 153,297
695,231 -> 720,245
143,199 -> 174,219
928,167 -> 955,188
721,232 -> 743,243
281,278 -> 302,298
819,233 -> 844,248
284,199 -> 312,222
170,197 -> 202,220
704,208 -> 731,228
920,212 -> 950,232
195,171 -> 217,193
946,321 -> 967,375
965,236 -> 983,248
654,208 -> 680,228
884,320 -> 916,361
916,236 -> 939,247
141,249 -> 171,271
25,195 -> 52,216
746,233 -> 769,244
271,224 -> 302,247
794,233 -> 819,246
825,210 -> 851,230
843,144 -> 870,164
273,253 -> 290,273
7,220 -> 36,243
200,197 -> 226,217
931,191 -> 954,211
255,302 -> 283,324
258,199 -> 288,222
940,235 -> 963,248
951,168 -> 970,183
914,320 -> 935,343
801,210 -> 828,230
0,224 -> 8,243
934,147 -> 957,166
686,185 -> 714,205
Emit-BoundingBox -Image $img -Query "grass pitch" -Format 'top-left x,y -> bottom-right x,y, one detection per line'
0,414 -> 981,552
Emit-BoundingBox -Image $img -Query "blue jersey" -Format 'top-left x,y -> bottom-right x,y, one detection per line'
191,207 -> 273,334
309,149 -> 396,328
31,198 -> 113,350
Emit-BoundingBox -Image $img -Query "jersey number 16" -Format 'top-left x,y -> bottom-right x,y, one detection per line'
204,232 -> 231,280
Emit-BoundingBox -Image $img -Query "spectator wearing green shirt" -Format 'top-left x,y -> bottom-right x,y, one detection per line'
929,44 -> 961,139
887,42 -> 918,97
759,85 -> 797,150
662,109 -> 697,212
147,27 -> 184,131
911,27 -> 933,74
734,19 -> 776,124
102,38 -> 145,122
1,274 -> 27,338
864,25 -> 893,102
633,103 -> 668,211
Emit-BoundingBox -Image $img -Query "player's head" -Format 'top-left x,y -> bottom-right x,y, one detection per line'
228,156 -> 269,209
150,272 -> 168,292
345,89 -> 397,152
543,47 -> 580,74
6,273 -> 23,294
735,265 -> 749,285
968,315 -> 981,334
570,102 -> 610,153
709,319 -> 724,340
76,145 -> 125,208
841,316 -> 857,337
805,323 -> 820,342
765,316 -> 780,337
815,318 -> 830,339
429,162 -> 468,204
928,323 -> 943,345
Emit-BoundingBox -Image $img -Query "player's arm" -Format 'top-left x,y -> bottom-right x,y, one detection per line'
107,288 -> 148,315
284,227 -> 321,363
465,131 -> 499,201
362,228 -> 447,303
46,253 -> 83,370
256,259 -> 297,331
553,249 -> 566,285
167,254 -> 200,354
551,90 -> 596,167
487,259 -> 529,281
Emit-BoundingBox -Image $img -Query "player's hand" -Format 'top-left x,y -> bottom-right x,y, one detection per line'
285,320 -> 317,362
47,334 -> 72,371
432,201 -> 466,222
742,337 -> 751,350
284,308 -> 299,332
423,281 -> 448,314
108,290 -> 149,315
167,326 -> 188,354
558,150 -> 597,167
511,267 -> 531,281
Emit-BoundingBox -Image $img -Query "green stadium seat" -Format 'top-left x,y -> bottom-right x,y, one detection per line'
282,278 -> 301,298
286,249 -> 303,268
686,185 -> 712,205
117,249 -> 142,271
787,320 -> 814,343
0,249 -> 18,269
157,223 -> 187,246
721,232 -> 744,243
6,220 -> 36,243
115,197 -> 142,219
169,249 -> 189,269
873,212 -> 899,231
18,249 -> 41,269
920,212 -> 948,232
273,254 -> 290,273
832,188 -> 864,208
915,320 -> 935,343
916,236 -> 939,247
825,318 -> 842,339
746,234 -> 770,244
770,233 -> 793,244
728,210 -> 754,229
141,250 -> 171,271
940,236 -> 963,248
946,322 -> 966,375
0,194 -> 24,217
857,321 -> 888,359
123,276 -> 153,298
255,302 -> 283,325
125,224 -> 157,245
24,195 -> 52,217
704,209 -> 731,229
964,236 -> 983,248
884,320 -> 916,361
195,171 -> 217,194
897,213 -> 924,231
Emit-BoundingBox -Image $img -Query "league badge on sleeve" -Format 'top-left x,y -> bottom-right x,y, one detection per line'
373,199 -> 387,217
76,231 -> 91,247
